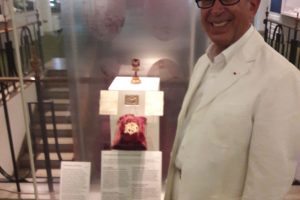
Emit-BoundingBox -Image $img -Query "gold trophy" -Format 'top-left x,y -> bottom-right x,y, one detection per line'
131,58 -> 141,84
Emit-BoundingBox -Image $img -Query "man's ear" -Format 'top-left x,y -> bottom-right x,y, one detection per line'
249,0 -> 261,16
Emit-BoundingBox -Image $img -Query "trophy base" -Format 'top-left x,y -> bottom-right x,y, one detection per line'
131,77 -> 141,84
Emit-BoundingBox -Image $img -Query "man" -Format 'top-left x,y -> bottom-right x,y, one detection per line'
164,0 -> 300,199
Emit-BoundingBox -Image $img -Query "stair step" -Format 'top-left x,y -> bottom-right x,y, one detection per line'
38,99 -> 70,110
45,110 -> 70,117
31,128 -> 72,137
46,123 -> 72,130
37,137 -> 73,145
20,152 -> 74,169
44,80 -> 68,88
35,169 -> 61,178
32,123 -> 72,130
31,110 -> 71,123
37,152 -> 74,161
31,123 -> 73,138
36,137 -> 74,153
45,111 -> 71,123
49,137 -> 72,144
50,99 -> 70,110
35,152 -> 74,168
36,143 -> 74,152
48,87 -> 69,92
52,99 -> 70,104
45,69 -> 67,77
32,128 -> 72,137
45,87 -> 70,99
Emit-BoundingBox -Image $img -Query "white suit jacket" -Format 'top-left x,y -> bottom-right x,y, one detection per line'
164,30 -> 300,200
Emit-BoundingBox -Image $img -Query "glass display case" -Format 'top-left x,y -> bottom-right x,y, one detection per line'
1,0 -> 300,199
0,0 -> 208,199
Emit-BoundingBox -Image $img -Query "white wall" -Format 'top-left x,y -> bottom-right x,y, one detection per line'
0,83 -> 36,178
254,0 -> 270,32
36,0 -> 53,32
268,11 -> 300,29
36,0 -> 61,32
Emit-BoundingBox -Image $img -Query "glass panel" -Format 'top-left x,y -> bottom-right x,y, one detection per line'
62,0 -> 207,189
1,0 -> 208,198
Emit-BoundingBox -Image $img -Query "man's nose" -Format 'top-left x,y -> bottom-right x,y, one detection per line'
210,0 -> 225,14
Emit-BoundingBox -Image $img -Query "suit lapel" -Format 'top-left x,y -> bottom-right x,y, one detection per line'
177,30 -> 263,137
177,56 -> 210,124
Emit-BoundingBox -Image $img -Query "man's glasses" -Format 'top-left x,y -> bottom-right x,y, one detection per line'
195,0 -> 241,9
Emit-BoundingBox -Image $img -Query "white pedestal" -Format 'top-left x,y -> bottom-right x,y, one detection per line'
99,76 -> 164,150
109,76 -> 160,91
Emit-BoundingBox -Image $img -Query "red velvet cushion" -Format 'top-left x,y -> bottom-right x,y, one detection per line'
112,114 -> 147,150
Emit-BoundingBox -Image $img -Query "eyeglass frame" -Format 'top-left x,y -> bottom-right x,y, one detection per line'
195,0 -> 241,9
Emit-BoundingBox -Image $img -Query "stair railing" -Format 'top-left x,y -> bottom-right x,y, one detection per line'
0,82 -> 21,192
28,100 -> 64,161
30,44 -> 54,192
0,2 -> 47,198
263,7 -> 300,69
0,9 -> 45,95
0,75 -> 67,192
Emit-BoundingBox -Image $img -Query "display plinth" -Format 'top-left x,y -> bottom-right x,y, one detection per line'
101,151 -> 162,200
99,76 -> 164,150
109,76 -> 160,91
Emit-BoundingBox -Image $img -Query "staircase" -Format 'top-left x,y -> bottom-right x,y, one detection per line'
19,58 -> 74,180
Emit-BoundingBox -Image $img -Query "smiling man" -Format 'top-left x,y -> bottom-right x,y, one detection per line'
164,0 -> 300,199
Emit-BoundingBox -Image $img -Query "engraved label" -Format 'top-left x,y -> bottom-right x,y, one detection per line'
125,95 -> 139,105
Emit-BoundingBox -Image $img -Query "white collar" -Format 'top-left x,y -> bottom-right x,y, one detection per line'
206,25 -> 255,63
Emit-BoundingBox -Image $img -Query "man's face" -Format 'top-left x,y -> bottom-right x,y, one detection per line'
201,0 -> 260,52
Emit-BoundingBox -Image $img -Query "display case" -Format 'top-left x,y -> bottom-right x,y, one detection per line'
99,76 -> 164,150
99,76 -> 164,200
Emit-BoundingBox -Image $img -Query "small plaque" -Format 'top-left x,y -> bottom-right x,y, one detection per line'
125,95 -> 139,105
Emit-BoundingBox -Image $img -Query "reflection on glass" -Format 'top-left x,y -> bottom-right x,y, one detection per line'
14,0 -> 35,12
63,0 -> 207,193
82,0 -> 126,41
49,0 -> 60,13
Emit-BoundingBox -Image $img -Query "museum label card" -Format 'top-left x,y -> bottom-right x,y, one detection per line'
99,90 -> 119,115
59,161 -> 91,200
101,150 -> 162,200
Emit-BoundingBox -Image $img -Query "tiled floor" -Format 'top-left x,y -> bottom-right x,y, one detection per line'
1,181 -> 300,200
0,182 -> 59,200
